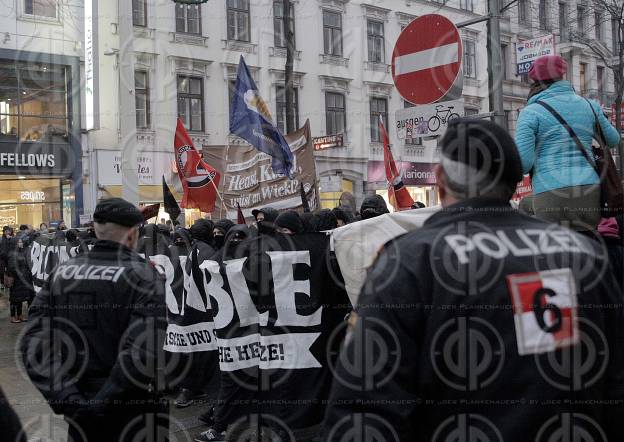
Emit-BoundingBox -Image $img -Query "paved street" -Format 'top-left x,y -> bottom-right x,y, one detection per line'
0,292 -> 211,441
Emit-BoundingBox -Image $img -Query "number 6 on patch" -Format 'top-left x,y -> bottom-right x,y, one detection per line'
506,268 -> 579,356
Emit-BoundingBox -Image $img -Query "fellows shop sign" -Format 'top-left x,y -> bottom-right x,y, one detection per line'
0,142 -> 73,176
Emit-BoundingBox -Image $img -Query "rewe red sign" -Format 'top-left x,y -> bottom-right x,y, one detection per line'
391,14 -> 462,105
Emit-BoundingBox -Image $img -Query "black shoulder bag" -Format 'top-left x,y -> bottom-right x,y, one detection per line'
536,100 -> 624,217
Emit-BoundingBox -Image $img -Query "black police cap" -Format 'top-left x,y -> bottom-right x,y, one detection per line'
440,118 -> 523,188
93,198 -> 143,227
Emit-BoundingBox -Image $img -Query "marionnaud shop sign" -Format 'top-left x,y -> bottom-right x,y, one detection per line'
368,161 -> 437,186
0,142 -> 74,176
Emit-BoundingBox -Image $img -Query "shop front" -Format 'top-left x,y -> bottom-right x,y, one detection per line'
0,51 -> 83,227
367,161 -> 439,209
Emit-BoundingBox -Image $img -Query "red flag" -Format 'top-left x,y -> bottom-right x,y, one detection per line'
141,203 -> 160,222
237,203 -> 246,225
381,116 -> 414,211
174,119 -> 221,213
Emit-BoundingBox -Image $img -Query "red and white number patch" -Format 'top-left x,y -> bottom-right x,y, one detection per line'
506,268 -> 579,356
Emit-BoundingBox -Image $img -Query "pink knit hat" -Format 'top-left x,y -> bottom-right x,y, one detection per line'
598,217 -> 620,239
528,55 -> 568,82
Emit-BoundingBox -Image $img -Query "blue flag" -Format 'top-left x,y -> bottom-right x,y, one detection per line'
230,55 -> 294,178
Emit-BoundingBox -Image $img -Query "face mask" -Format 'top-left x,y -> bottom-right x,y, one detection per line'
213,235 -> 225,249
257,221 -> 275,235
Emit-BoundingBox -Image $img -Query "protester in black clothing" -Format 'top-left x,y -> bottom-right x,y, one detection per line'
275,210 -> 304,235
20,198 -> 168,442
0,386 -> 25,442
190,219 -> 215,246
213,219 -> 234,249
359,194 -> 389,220
174,219 -> 218,409
172,227 -> 194,256
7,237 -> 35,323
301,212 -> 318,232
0,226 -> 15,290
313,209 -> 338,231
323,119 -> 624,441
332,206 -> 353,227
137,223 -> 171,257
252,207 -> 279,235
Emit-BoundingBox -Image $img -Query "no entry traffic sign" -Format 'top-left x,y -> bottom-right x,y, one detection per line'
391,14 -> 462,105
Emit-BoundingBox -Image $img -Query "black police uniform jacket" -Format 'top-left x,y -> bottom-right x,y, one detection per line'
323,198 -> 624,441
20,240 -> 167,416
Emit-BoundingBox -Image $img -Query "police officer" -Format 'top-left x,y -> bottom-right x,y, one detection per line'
21,198 -> 168,442
323,119 -> 624,441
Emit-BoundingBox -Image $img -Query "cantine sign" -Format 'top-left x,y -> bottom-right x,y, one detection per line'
368,161 -> 437,186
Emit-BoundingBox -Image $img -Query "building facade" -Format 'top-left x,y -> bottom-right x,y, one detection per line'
500,0 -> 619,138
84,0 -> 491,217
0,1 -> 84,227
2,1 -> 616,224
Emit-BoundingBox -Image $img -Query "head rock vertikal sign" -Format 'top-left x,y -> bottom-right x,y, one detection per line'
204,119 -> 319,219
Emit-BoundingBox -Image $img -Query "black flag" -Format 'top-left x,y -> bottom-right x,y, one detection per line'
300,182 -> 311,213
163,176 -> 181,222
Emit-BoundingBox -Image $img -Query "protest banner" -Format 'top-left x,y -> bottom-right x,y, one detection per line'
28,233 -> 217,355
205,233 -> 351,430
204,120 -> 319,220
330,207 -> 439,306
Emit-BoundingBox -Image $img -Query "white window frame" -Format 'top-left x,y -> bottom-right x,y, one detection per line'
463,39 -> 477,79
22,0 -> 59,21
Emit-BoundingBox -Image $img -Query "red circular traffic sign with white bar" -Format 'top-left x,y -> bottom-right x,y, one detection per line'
391,14 -> 462,105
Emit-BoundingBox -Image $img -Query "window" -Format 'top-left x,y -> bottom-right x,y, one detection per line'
504,110 -> 511,131
177,76 -> 204,132
518,0 -> 529,24
227,0 -> 250,42
367,21 -> 385,63
463,40 -> 477,79
135,71 -> 150,129
274,1 -> 295,49
539,0 -> 549,30
577,6 -> 586,36
460,0 -> 473,12
597,66 -> 605,97
613,17 -> 620,53
275,86 -> 299,134
370,97 -> 388,142
24,0 -> 57,18
176,4 -> 201,35
0,60 -> 69,142
559,2 -> 568,40
595,11 -> 603,41
501,44 -> 508,80
465,108 -> 480,116
132,0 -> 147,27
323,10 -> 343,56
325,92 -> 345,135
404,101 -> 422,146
579,63 -> 587,95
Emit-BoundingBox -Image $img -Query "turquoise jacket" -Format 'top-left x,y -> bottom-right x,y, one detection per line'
514,81 -> 620,194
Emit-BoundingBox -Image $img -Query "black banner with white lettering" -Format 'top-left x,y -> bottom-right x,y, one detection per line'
29,234 -> 218,355
204,233 -> 352,430
29,235 -> 85,293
